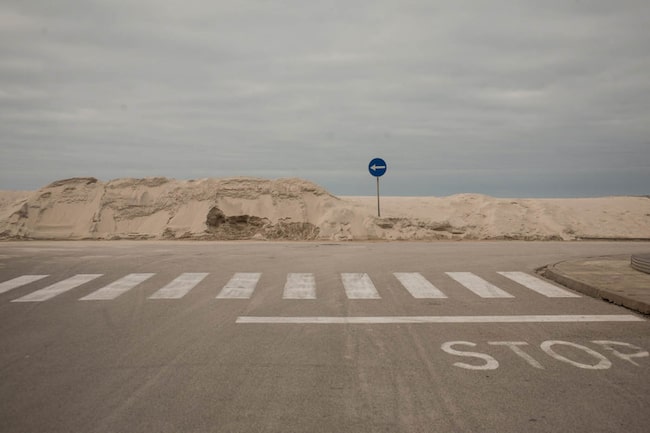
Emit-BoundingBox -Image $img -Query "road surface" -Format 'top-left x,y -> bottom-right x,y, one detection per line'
1,241 -> 649,432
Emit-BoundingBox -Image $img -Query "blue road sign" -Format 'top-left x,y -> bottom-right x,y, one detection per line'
368,158 -> 387,177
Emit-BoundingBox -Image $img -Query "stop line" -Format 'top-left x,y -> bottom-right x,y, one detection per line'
1,270 -> 580,303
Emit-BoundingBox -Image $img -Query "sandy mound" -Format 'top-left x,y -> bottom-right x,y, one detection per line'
0,177 -> 649,241
343,195 -> 650,241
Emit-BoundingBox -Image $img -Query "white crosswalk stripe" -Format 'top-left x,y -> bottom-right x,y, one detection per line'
446,272 -> 514,298
11,274 -> 103,302
80,273 -> 156,300
341,273 -> 381,299
0,275 -> 49,294
3,271 -> 583,303
217,273 -> 261,299
394,273 -> 447,298
498,272 -> 581,298
149,273 -> 209,299
283,273 -> 316,299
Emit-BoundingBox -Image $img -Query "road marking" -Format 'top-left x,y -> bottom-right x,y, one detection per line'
11,274 -> 103,302
148,273 -> 208,299
283,273 -> 316,299
236,314 -> 644,324
540,341 -> 612,370
394,272 -> 447,298
79,273 -> 155,300
488,341 -> 544,369
0,275 -> 49,294
498,272 -> 580,297
591,341 -> 649,366
441,341 -> 499,370
341,273 -> 381,299
217,273 -> 261,299
442,339 -> 648,371
446,272 -> 514,298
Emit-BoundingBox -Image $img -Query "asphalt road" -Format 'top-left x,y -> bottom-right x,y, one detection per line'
1,241 -> 649,433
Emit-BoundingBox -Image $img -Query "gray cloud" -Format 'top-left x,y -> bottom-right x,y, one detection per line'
1,0 -> 649,196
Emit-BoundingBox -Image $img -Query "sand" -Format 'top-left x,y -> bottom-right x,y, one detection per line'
0,177 -> 648,241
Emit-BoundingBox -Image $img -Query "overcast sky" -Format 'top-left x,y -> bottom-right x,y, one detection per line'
1,0 -> 649,196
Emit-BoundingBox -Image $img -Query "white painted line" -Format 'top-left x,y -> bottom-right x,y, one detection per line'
236,315 -> 644,324
11,274 -> 103,302
0,275 -> 49,294
541,341 -> 612,370
283,273 -> 316,299
148,273 -> 208,299
80,273 -> 155,300
217,273 -> 261,299
394,273 -> 447,298
498,272 -> 581,298
488,341 -> 545,369
341,273 -> 381,299
446,272 -> 514,298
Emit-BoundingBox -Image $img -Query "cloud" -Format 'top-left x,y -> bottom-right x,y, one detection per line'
1,0 -> 649,196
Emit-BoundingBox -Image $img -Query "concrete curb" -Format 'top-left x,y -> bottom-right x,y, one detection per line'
631,253 -> 650,274
541,262 -> 650,315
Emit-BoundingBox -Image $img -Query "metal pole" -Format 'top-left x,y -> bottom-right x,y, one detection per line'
376,177 -> 381,217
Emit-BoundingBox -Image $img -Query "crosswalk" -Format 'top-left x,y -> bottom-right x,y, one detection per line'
394,273 -> 447,299
12,274 -> 103,302
217,273 -> 262,299
0,275 -> 49,294
283,273 -> 317,299
149,273 -> 210,300
79,273 -> 155,301
446,272 -> 514,298
341,273 -> 381,299
497,272 -> 580,297
0,270 -> 581,303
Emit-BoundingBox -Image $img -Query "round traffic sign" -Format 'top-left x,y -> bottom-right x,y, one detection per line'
368,158 -> 387,177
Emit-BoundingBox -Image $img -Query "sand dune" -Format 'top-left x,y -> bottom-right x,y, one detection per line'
0,177 -> 648,241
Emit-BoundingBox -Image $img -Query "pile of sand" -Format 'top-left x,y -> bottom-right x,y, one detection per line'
0,177 -> 648,241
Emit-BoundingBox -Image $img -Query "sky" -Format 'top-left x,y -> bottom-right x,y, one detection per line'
1,0 -> 649,197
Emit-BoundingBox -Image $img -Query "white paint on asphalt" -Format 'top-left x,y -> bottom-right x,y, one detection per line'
540,340 -> 613,370
498,272 -> 580,297
79,273 -> 155,300
283,273 -> 316,299
217,273 -> 262,299
394,273 -> 447,298
441,340 -> 647,370
236,314 -> 644,324
446,272 -> 514,298
591,341 -> 650,366
441,341 -> 500,370
488,341 -> 545,369
0,275 -> 49,294
148,273 -> 208,299
11,274 -> 103,302
341,273 -> 381,299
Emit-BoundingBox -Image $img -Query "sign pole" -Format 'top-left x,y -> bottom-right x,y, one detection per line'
376,177 -> 381,217
368,157 -> 387,218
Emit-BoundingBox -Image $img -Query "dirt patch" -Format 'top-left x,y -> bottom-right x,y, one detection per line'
47,177 -> 98,188
373,217 -> 466,239
206,207 -> 227,227
265,221 -> 320,240
205,206 -> 318,240
205,206 -> 269,239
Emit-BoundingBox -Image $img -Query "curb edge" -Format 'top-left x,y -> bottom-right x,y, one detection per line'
541,263 -> 650,315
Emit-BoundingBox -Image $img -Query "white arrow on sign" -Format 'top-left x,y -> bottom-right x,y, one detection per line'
371,164 -> 386,171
